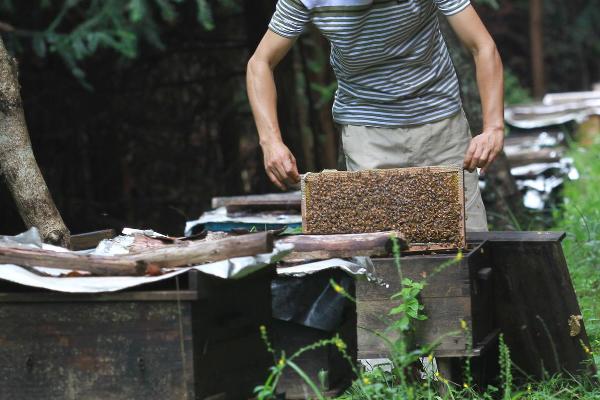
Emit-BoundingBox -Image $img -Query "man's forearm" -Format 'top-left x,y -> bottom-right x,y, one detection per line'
447,6 -> 505,171
473,43 -> 504,133
246,56 -> 283,147
246,31 -> 300,189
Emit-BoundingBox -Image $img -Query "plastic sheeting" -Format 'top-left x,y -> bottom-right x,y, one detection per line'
272,269 -> 354,332
185,207 -> 302,235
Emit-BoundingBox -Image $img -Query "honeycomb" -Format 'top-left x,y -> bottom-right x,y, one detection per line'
301,167 -> 465,249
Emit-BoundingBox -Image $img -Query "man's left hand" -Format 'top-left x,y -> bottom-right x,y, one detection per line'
463,128 -> 504,173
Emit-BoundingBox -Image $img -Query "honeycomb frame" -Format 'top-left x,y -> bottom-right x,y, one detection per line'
301,166 -> 466,252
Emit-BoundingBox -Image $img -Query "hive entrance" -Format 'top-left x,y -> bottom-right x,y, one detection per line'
301,166 -> 466,251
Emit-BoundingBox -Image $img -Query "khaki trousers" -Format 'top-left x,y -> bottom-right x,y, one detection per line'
340,111 -> 488,232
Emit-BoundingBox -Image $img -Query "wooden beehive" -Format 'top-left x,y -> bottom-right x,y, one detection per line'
301,167 -> 466,251
356,242 -> 496,360
0,268 -> 274,400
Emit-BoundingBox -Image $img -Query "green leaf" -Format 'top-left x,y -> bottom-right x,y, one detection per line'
196,0 -> 215,30
32,35 -> 47,57
389,305 -> 405,315
128,0 -> 145,22
155,0 -> 177,22
71,36 -> 88,59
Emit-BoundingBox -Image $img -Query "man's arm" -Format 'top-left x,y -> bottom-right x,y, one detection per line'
446,5 -> 504,173
247,30 -> 300,190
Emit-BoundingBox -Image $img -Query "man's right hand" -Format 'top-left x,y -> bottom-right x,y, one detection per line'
261,141 -> 300,190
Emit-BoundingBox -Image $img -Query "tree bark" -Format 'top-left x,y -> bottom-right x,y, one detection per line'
126,231 -> 274,268
0,38 -> 70,246
529,0 -> 546,99
278,231 -> 407,262
0,246 -> 145,276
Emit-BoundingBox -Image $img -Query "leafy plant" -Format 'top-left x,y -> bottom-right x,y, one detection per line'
504,68 -> 532,105
1,0 -> 240,85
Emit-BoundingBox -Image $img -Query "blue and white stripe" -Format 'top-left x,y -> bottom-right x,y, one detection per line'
269,0 -> 471,127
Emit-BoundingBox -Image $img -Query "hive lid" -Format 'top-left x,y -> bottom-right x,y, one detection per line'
301,166 -> 466,252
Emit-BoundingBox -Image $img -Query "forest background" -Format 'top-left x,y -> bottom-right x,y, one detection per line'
0,0 -> 598,237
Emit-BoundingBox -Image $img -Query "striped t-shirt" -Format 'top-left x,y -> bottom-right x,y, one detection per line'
269,0 -> 471,127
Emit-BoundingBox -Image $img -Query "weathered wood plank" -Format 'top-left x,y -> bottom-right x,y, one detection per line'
0,301 -> 196,400
212,191 -> 301,209
360,257 -> 470,299
357,297 -> 471,359
0,290 -> 198,302
126,231 -> 274,268
70,229 -> 116,250
278,231 -> 407,262
467,231 -> 566,243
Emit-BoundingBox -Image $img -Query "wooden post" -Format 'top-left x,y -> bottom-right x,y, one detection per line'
530,0 -> 546,99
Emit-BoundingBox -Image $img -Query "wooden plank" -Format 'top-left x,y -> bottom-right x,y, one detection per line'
356,297 -> 471,359
0,301 -> 196,400
0,290 -> 198,303
225,202 -> 300,213
211,191 -> 301,209
361,256 -> 470,299
70,229 -> 116,251
489,240 -> 595,377
278,231 -> 407,262
505,147 -> 565,167
467,231 -> 566,243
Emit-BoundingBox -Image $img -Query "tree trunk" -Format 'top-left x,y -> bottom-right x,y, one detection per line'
529,0 -> 546,99
0,38 -> 70,246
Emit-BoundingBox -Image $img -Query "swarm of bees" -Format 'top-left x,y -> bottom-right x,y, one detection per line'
301,166 -> 465,248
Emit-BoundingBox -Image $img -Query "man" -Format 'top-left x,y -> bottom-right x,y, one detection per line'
247,0 -> 504,231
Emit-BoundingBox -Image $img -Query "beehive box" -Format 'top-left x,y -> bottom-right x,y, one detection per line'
356,242 -> 496,359
0,268 -> 274,400
301,167 -> 466,251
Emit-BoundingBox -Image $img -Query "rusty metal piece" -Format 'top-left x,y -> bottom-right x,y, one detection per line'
301,166 -> 466,251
